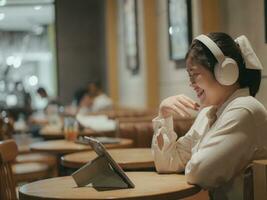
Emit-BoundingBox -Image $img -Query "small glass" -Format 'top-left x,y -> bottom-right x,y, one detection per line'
64,117 -> 79,141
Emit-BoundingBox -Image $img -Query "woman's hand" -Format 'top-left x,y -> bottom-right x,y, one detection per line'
159,94 -> 200,118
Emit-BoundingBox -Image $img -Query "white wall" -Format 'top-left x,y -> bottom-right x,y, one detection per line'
156,0 -> 202,102
219,0 -> 267,107
156,0 -> 267,108
116,0 -> 267,109
116,0 -> 203,108
117,0 -> 147,108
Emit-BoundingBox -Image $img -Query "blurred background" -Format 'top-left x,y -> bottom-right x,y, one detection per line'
0,0 -> 266,118
0,1 -> 267,199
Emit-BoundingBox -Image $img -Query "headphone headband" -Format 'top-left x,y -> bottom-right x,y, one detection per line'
195,34 -> 225,63
193,34 -> 239,86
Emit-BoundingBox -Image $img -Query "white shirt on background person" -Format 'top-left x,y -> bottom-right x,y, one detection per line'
91,94 -> 113,112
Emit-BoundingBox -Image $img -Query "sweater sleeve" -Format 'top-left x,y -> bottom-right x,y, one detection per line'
151,116 -> 197,173
185,108 -> 256,189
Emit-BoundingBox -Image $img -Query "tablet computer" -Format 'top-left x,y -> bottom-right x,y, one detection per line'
83,136 -> 135,188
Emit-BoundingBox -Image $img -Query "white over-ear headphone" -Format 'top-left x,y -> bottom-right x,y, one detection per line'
194,34 -> 239,86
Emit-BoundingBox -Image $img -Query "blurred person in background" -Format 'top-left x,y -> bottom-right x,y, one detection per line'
29,87 -> 62,137
35,87 -> 50,111
5,81 -> 32,121
74,88 -> 94,115
87,80 -> 113,112
36,87 -> 61,111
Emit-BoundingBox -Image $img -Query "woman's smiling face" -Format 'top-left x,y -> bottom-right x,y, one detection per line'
186,61 -> 224,107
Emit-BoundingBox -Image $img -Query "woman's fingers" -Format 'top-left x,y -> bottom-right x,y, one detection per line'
179,95 -> 196,105
178,96 -> 195,109
163,103 -> 190,118
179,95 -> 200,110
159,94 -> 199,118
173,101 -> 191,117
169,106 -> 187,117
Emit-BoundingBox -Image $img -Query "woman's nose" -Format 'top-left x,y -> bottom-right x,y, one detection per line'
189,76 -> 196,85
189,82 -> 196,88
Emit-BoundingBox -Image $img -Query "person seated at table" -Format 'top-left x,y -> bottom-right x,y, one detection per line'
152,32 -> 267,199
87,80 -> 113,112
64,87 -> 88,115
36,87 -> 61,111
72,87 -> 88,106
77,91 -> 94,115
29,87 -> 62,136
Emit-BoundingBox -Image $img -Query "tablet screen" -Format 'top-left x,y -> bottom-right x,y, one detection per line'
83,136 -> 135,188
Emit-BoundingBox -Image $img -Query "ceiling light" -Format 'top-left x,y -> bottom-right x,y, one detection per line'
6,94 -> 18,107
0,0 -> 6,6
32,25 -> 44,35
169,26 -> 173,35
6,56 -> 15,66
34,6 -> 42,10
0,13 -> 5,21
29,76 -> 38,86
13,57 -> 22,68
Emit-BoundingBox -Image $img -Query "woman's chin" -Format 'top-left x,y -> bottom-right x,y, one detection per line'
198,92 -> 206,103
199,95 -> 211,108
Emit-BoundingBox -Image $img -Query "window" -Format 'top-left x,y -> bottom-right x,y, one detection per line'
168,0 -> 192,62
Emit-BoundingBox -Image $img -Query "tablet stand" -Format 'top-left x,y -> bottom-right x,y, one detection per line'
72,155 -> 129,188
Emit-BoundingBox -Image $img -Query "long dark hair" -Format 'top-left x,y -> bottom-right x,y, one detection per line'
186,32 -> 261,97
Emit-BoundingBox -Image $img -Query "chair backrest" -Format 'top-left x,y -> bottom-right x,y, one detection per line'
243,165 -> 254,200
0,139 -> 18,200
0,116 -> 14,140
253,160 -> 267,200
117,117 -> 195,148
209,165 -> 254,200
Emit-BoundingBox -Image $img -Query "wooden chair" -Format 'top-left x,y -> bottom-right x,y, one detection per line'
90,107 -> 157,120
0,139 -> 18,200
118,122 -> 137,146
244,165 -> 254,200
0,116 -> 13,140
135,122 -> 154,147
253,160 -> 267,200
117,116 -> 195,148
0,116 -> 57,183
182,165 -> 254,200
116,115 -> 155,123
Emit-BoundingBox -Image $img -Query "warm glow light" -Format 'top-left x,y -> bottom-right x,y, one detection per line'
29,76 -> 38,86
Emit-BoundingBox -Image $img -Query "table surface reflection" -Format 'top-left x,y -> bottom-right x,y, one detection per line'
19,172 -> 200,200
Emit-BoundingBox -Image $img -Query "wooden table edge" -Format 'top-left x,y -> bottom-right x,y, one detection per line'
19,182 -> 201,200
30,148 -> 90,155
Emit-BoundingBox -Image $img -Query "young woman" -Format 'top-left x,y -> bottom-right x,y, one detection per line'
152,32 -> 267,199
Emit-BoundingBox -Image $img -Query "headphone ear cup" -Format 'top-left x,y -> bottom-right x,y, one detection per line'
214,58 -> 239,86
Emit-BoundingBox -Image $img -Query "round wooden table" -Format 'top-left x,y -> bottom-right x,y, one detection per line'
61,148 -> 154,170
40,127 -> 115,139
19,172 -> 200,200
30,139 -> 133,155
